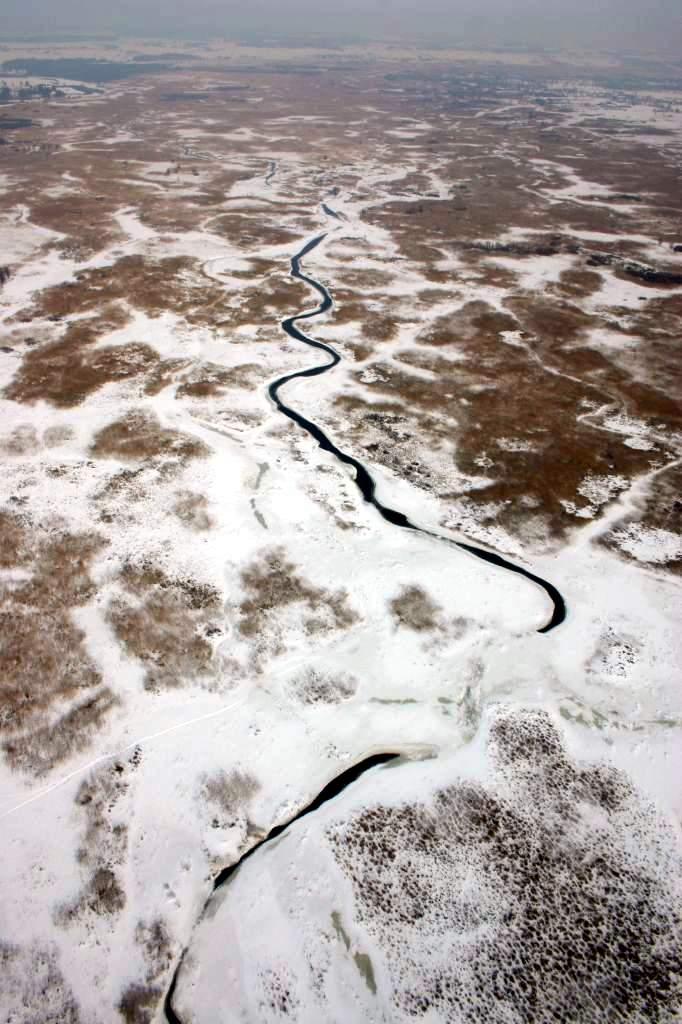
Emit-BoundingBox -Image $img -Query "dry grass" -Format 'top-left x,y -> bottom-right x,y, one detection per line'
390,585 -> 441,632
175,361 -> 261,399
23,255 -> 222,321
339,291 -> 665,543
210,213 -> 302,249
0,424 -> 40,455
4,691 -> 119,777
56,757 -> 136,927
600,461 -> 682,573
3,250 -> 251,407
238,547 -> 359,642
203,767 -> 260,820
288,667 -> 358,705
44,424 -> 76,447
0,941 -> 82,1024
107,563 -> 222,690
173,490 -> 212,531
3,308 -> 145,407
0,512 -> 118,775
117,919 -> 174,1024
118,983 -> 163,1024
329,709 -> 682,1022
91,408 -> 209,464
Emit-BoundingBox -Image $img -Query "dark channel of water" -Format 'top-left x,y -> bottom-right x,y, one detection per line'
269,233 -> 566,633
164,753 -> 399,1023
164,216 -> 568,1022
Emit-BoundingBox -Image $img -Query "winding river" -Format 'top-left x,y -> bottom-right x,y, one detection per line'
164,202 -> 568,1022
270,228 -> 566,634
164,753 -> 400,1024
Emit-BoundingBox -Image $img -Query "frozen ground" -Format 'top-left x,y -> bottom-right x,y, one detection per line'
0,47 -> 681,1024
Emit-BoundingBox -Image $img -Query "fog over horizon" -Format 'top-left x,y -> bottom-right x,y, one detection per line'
3,0 -> 682,54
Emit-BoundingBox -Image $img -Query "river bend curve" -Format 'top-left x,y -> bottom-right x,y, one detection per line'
269,231 -> 567,633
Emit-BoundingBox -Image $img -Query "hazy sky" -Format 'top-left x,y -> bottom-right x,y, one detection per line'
4,0 -> 682,53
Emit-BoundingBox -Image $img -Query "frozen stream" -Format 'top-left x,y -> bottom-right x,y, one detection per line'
163,211 -> 569,1021
270,229 -> 566,634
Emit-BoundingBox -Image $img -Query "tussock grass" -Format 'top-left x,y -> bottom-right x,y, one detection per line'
203,767 -> 260,819
4,691 -> 119,776
0,424 -> 40,455
117,919 -> 175,1023
118,983 -> 163,1024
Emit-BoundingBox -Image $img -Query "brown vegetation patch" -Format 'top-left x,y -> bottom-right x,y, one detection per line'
328,709 -> 682,1022
143,357 -> 192,396
4,255 -> 236,406
175,361 -> 261,398
1,941 -> 82,1024
3,308 -> 136,407
56,755 -> 138,927
288,667 -> 358,705
118,983 -> 163,1024
27,255 -> 222,321
173,490 -> 212,531
0,513 -> 116,775
339,291 -> 664,542
0,424 -> 40,456
44,424 -> 76,447
417,301 -> 517,349
4,691 -> 119,777
214,274 -> 305,331
238,547 -> 359,645
203,767 -> 260,823
390,585 -> 441,632
107,563 -> 222,690
91,409 -> 209,464
553,267 -> 603,300
210,213 -> 302,249
118,919 -> 175,1024
506,294 -> 594,346
600,461 -> 682,573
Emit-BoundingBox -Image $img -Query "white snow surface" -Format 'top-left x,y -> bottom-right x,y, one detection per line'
0,141 -> 680,1024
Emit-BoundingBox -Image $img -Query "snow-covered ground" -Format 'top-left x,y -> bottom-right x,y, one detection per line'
0,57 -> 681,1023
